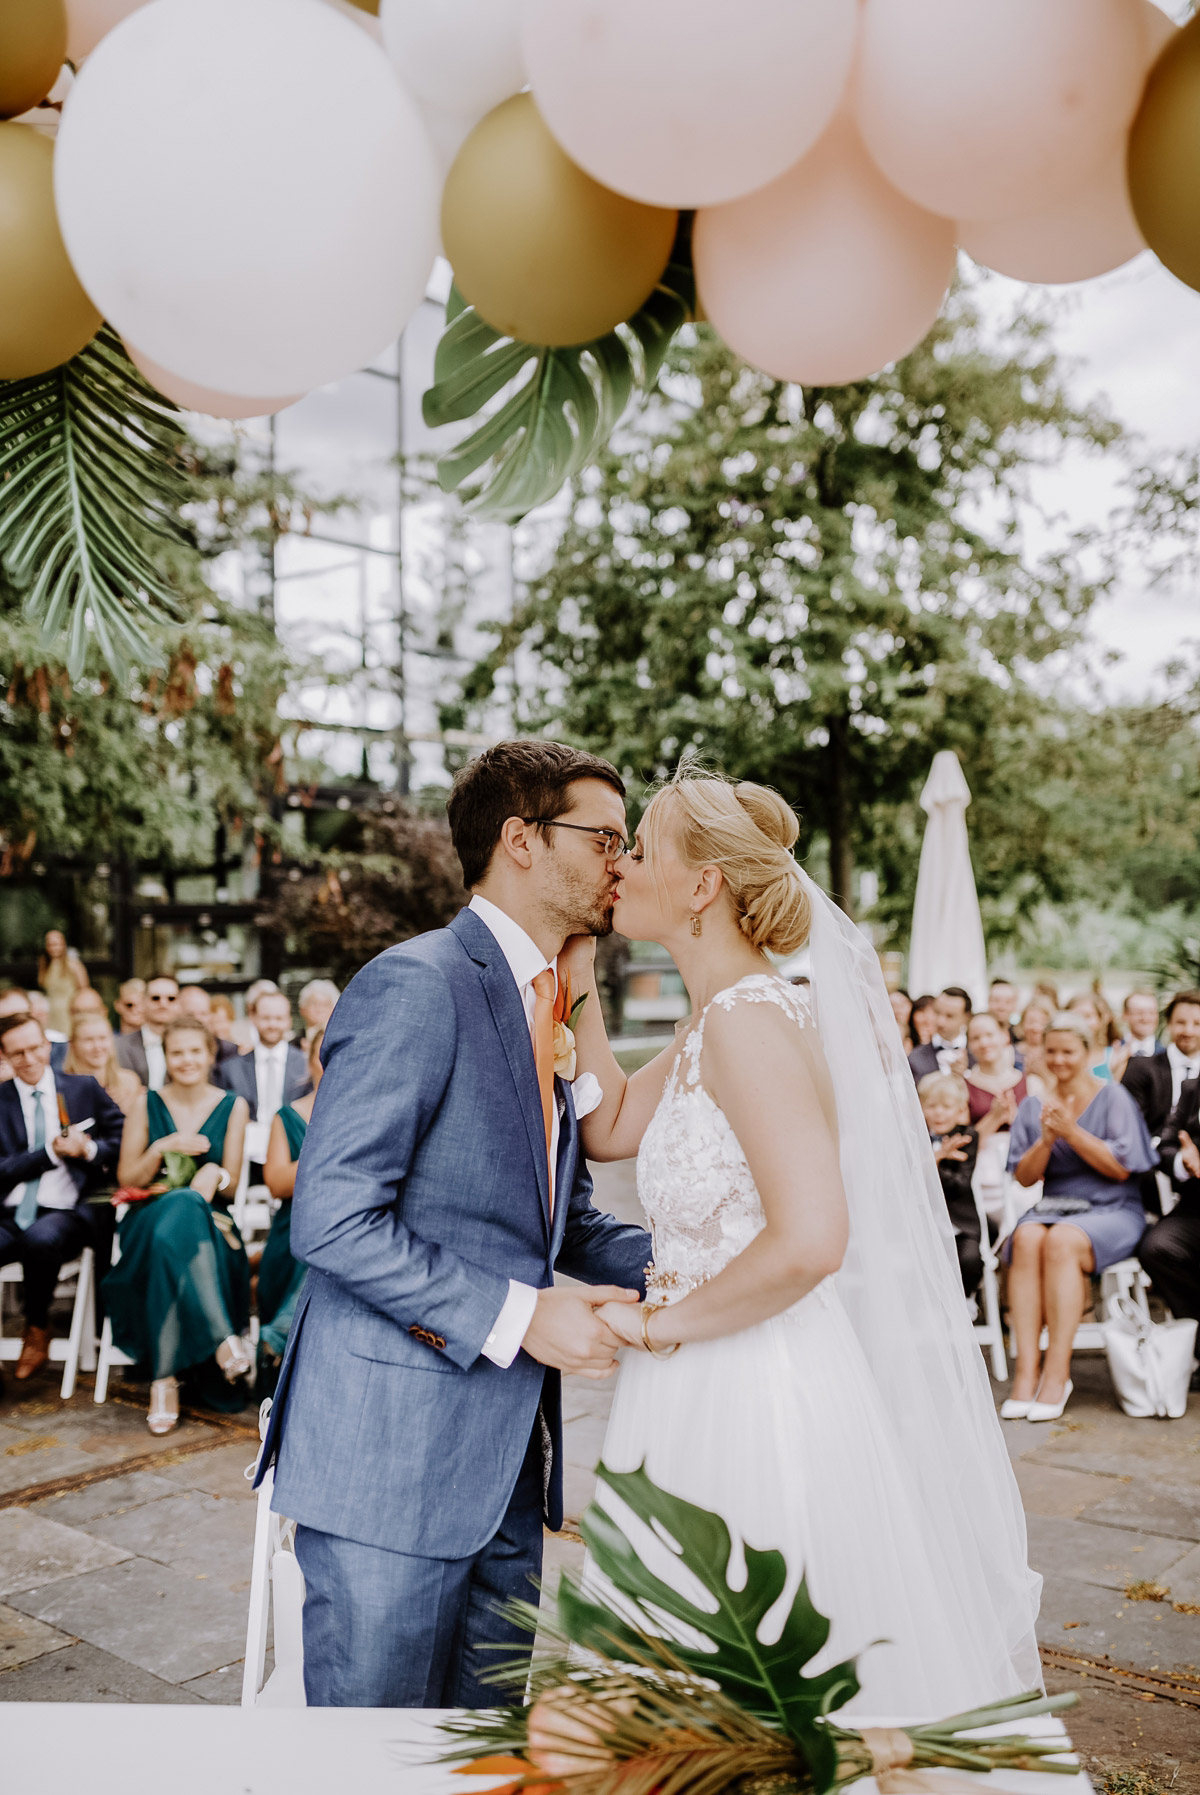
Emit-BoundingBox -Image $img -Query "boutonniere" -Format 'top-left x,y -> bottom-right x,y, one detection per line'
551,971 -> 589,1081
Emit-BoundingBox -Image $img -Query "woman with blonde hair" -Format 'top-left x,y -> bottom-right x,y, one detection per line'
63,1010 -> 142,1117
561,766 -> 1040,1716
38,929 -> 89,1036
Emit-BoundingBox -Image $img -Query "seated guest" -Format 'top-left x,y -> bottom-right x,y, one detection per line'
0,1011 -> 124,1382
1120,991 -> 1162,1060
1139,1070 -> 1200,1325
909,993 -> 936,1047
1121,991 -> 1200,1213
115,972 -> 179,1089
113,978 -> 146,1036
918,1071 -> 983,1299
889,987 -> 913,1053
107,1019 -> 251,1435
26,991 -> 68,1070
69,988 -> 107,1022
297,978 -> 339,1053
908,986 -> 974,1082
176,984 -> 238,1064
63,1012 -> 143,1118
965,1011 -> 1039,1135
1003,1011 -> 1156,1423
216,990 -> 311,1128
1066,992 -> 1117,1083
1017,1000 -> 1052,1084
987,979 -> 1020,1044
0,988 -> 66,1078
257,1028 -> 324,1393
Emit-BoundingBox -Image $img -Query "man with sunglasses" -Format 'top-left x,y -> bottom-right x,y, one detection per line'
261,739 -> 651,1710
115,972 -> 179,1089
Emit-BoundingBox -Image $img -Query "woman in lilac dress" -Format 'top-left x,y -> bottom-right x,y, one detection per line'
1001,1011 -> 1155,1424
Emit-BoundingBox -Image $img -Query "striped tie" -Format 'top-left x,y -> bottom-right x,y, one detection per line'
15,1088 -> 46,1231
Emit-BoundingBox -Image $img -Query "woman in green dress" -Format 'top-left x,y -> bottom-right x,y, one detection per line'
257,1028 -> 323,1394
108,1018 -> 251,1435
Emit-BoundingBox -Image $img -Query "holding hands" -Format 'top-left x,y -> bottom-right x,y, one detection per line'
523,1284 -> 640,1380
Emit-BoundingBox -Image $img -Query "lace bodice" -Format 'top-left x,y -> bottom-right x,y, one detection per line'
637,974 -> 812,1302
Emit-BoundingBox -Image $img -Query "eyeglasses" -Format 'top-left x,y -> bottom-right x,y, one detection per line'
4,1044 -> 45,1062
524,819 -> 629,860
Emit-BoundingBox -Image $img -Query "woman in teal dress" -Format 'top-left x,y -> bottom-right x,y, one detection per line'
257,1029 -> 323,1393
108,1018 -> 251,1434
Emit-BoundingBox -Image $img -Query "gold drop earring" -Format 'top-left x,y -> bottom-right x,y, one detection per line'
689,911 -> 702,936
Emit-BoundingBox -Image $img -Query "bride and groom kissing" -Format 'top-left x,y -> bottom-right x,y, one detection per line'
259,740 -> 1042,1714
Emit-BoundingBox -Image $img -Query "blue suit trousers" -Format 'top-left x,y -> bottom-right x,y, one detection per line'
295,1410 -> 545,1707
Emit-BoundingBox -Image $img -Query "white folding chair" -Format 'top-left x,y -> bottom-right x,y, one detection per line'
234,1120 -> 275,1246
0,1249 -> 98,1398
969,1176 -> 1008,1382
93,1220 -> 134,1402
242,1398 -> 306,1708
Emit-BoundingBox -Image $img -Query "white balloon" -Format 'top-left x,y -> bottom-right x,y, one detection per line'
521,0 -> 859,209
420,100 -> 477,172
382,0 -> 525,119
55,0 -> 439,396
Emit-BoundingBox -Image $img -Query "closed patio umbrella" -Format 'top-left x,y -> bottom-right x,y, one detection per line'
908,750 -> 987,1008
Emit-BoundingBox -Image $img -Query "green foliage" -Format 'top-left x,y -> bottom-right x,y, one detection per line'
0,329 -> 192,676
567,1462 -> 859,1785
457,287 -> 1124,919
422,219 -> 696,522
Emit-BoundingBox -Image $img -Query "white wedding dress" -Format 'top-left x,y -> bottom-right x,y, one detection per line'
597,970 -> 1041,1718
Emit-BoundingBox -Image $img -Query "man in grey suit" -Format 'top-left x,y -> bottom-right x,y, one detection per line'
214,990 -> 310,1118
260,741 -> 651,1708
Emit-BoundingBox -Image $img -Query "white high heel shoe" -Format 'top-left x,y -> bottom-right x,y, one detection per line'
148,1376 -> 179,1435
999,1394 -> 1036,1420
1027,1380 -> 1072,1422
216,1334 -> 254,1383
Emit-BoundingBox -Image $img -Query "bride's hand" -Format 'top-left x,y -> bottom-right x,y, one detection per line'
559,933 -> 597,990
595,1299 -> 648,1351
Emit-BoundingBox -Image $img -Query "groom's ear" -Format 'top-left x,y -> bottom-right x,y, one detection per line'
496,814 -> 538,871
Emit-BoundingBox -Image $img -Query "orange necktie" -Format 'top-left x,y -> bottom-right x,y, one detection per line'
532,967 -> 556,1214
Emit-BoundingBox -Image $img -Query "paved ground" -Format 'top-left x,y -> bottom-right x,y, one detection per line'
0,1160 -> 1197,1792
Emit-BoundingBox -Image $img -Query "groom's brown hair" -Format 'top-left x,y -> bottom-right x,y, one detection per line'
447,739 -> 625,888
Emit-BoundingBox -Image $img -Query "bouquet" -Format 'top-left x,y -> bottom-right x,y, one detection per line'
108,1150 -> 197,1206
441,1465 -> 1078,1795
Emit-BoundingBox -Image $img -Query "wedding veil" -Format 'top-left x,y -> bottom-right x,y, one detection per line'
799,867 -> 1043,1696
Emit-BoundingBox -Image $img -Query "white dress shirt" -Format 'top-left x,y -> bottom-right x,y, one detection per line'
254,1040 -> 289,1123
141,1025 -> 166,1092
1124,1034 -> 1159,1058
933,1033 -> 968,1073
4,1068 -> 95,1213
1167,1041 -> 1200,1110
468,893 -> 559,1370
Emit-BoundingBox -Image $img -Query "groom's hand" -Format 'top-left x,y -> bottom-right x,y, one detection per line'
523,1285 -> 639,1379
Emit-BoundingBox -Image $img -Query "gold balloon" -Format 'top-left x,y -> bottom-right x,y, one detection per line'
0,0 -> 67,120
441,93 -> 678,347
1128,14 -> 1200,292
0,124 -> 101,378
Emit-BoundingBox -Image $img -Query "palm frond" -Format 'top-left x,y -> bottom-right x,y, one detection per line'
422,216 -> 696,523
0,327 -> 194,676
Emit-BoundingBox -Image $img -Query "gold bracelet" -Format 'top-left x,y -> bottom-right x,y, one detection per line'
641,1301 -> 680,1358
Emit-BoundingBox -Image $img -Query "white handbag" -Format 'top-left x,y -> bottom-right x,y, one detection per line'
1103,1294 -> 1198,1420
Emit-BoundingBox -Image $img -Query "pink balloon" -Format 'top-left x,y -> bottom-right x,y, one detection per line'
65,0 -> 153,62
124,342 -> 301,420
856,0 -> 1147,224
694,116 -> 956,387
958,145 -> 1146,284
520,0 -> 859,209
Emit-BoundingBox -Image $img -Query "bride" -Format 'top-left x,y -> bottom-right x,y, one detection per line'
561,766 -> 1041,1715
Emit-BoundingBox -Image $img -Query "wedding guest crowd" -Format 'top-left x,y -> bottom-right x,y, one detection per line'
0,967 -> 335,1426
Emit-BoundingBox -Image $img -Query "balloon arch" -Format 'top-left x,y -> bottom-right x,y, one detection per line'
0,0 -> 1197,644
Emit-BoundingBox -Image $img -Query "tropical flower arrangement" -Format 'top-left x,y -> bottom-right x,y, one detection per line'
441,1466 -> 1079,1795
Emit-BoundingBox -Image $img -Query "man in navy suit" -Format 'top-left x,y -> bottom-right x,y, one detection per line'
0,1011 -> 124,1382
261,740 -> 652,1708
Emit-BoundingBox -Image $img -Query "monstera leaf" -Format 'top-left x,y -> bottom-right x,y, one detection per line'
422,217 -> 696,523
0,327 -> 191,675
560,1462 -> 861,1789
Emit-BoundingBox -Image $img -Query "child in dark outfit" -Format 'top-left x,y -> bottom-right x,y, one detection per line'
919,1070 -> 985,1299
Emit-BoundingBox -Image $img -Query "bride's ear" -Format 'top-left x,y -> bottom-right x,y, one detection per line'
690,865 -> 724,914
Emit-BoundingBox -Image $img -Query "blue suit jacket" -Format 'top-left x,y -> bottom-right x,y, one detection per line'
0,1072 -> 124,1208
214,1042 -> 311,1119
261,908 -> 651,1559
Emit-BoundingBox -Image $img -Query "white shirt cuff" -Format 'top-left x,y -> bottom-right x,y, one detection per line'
481,1279 -> 539,1369
43,1138 -> 61,1166
84,1139 -> 97,1161
1174,1150 -> 1190,1184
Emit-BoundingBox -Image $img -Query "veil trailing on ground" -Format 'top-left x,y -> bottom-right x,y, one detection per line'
799,867 -> 1043,1695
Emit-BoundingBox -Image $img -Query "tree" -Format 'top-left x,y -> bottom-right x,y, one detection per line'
257,800 -> 464,984
458,287 -> 1121,916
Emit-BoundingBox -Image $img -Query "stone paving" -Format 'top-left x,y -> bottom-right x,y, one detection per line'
0,1161 -> 1196,1788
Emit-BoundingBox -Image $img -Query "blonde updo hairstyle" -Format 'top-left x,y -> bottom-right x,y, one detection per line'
642,767 -> 811,956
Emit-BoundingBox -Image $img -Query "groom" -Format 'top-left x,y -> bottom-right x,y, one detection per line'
260,740 -> 652,1708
